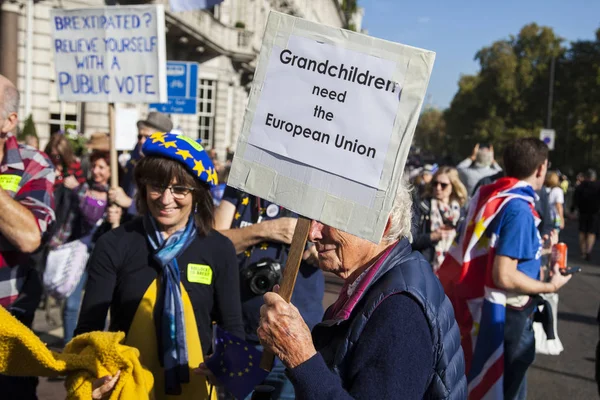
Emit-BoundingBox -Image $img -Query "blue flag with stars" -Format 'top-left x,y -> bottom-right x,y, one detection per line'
205,326 -> 269,399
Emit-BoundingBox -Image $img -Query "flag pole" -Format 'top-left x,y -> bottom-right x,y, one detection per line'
109,102 -> 120,229
259,216 -> 311,371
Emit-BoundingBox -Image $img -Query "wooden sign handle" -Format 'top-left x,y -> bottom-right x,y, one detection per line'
259,216 -> 312,371
108,103 -> 120,229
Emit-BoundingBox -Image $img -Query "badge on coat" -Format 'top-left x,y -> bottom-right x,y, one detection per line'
266,204 -> 279,218
187,263 -> 212,285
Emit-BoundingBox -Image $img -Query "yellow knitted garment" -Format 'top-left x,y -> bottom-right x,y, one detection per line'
0,306 -> 154,400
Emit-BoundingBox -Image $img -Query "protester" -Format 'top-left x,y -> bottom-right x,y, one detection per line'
214,188 -> 324,399
560,173 -> 569,194
411,166 -> 467,272
570,169 -> 600,261
44,132 -> 86,191
0,74 -> 56,399
438,138 -> 572,399
74,133 -> 243,399
114,111 -> 174,216
47,151 -> 112,346
414,163 -> 436,199
474,169 -> 555,239
545,171 -> 565,231
457,143 -> 502,196
212,179 -> 467,399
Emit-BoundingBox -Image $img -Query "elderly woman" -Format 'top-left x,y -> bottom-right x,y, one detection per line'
256,180 -> 466,399
74,133 -> 243,399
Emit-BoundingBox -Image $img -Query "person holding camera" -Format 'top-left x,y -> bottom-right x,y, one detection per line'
457,143 -> 503,197
214,188 -> 324,400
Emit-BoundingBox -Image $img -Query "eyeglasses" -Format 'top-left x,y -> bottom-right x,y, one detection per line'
433,181 -> 450,190
147,184 -> 195,199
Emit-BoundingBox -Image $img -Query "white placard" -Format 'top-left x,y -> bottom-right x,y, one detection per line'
540,129 -> 556,151
50,6 -> 167,103
248,35 -> 400,189
114,107 -> 140,151
228,12 -> 435,243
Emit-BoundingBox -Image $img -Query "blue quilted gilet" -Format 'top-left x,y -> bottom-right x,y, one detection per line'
312,239 -> 467,399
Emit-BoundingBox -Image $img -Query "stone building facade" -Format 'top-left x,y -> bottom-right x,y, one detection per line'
0,0 -> 363,159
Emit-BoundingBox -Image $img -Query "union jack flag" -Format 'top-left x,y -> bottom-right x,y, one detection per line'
437,177 -> 539,399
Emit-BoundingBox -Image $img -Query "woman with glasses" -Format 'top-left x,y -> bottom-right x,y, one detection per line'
411,166 -> 468,272
74,133 -> 243,400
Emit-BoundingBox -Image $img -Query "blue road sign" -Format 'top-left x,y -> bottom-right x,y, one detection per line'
149,61 -> 199,115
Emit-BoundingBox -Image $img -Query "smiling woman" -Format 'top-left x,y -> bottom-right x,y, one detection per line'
74,133 -> 244,400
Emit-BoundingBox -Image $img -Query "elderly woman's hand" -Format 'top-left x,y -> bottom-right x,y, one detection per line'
257,292 -> 317,369
92,370 -> 120,399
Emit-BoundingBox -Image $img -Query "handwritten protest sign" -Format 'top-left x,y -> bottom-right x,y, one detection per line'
228,11 -> 435,243
50,6 -> 167,103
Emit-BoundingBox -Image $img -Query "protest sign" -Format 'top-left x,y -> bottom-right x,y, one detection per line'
115,106 -> 140,151
50,6 -> 167,103
228,11 -> 435,243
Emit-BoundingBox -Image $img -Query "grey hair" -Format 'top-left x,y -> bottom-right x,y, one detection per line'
383,177 -> 413,243
3,85 -> 19,119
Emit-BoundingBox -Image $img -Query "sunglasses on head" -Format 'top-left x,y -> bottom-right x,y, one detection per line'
433,181 -> 450,189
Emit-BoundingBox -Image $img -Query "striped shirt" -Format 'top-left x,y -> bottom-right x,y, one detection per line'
0,135 -> 55,307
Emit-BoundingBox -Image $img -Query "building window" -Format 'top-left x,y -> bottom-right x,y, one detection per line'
49,102 -> 81,135
198,79 -> 216,148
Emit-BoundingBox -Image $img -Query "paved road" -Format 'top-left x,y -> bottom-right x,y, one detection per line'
32,220 -> 599,399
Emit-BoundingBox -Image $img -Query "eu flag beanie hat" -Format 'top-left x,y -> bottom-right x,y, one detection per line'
142,132 -> 218,187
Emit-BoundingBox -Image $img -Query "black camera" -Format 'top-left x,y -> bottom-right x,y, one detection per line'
240,258 -> 282,295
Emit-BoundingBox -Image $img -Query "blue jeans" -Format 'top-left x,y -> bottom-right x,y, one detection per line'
504,303 -> 536,400
62,271 -> 87,345
244,345 -> 295,400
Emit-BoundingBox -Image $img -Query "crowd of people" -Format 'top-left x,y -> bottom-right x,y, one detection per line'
0,68 -> 597,400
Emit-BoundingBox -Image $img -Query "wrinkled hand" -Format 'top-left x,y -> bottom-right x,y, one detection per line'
63,175 -> 79,190
257,292 -> 316,369
267,217 -> 297,245
108,187 -> 132,209
107,204 -> 122,228
92,370 -> 120,400
548,263 -> 572,292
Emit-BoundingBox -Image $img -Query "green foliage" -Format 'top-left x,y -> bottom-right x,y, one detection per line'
65,128 -> 88,157
19,114 -> 38,141
421,22 -> 600,174
414,108 -> 446,154
234,21 -> 245,29
341,0 -> 357,30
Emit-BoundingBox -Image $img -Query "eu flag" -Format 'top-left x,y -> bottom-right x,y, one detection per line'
205,326 -> 269,399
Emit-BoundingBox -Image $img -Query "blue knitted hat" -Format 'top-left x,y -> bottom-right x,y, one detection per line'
142,132 -> 218,187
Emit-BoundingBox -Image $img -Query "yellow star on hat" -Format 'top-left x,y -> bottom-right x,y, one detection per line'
163,141 -> 177,149
150,132 -> 166,144
193,159 -> 205,177
176,149 -> 192,161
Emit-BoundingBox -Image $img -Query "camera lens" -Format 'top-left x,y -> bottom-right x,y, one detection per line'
250,271 -> 274,295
